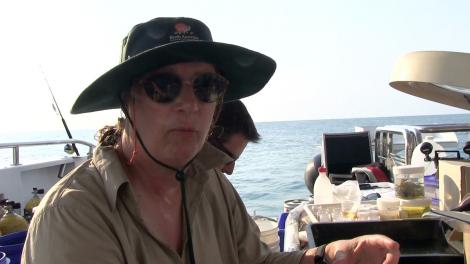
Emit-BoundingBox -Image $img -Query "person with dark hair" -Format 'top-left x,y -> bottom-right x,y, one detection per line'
208,100 -> 260,175
22,17 -> 399,264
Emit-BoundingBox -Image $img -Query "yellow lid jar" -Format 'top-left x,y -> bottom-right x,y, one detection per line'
399,198 -> 432,219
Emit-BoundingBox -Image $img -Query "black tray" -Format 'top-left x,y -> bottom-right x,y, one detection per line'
307,218 -> 464,264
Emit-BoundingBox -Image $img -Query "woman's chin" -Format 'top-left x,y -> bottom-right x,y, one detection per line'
168,146 -> 203,167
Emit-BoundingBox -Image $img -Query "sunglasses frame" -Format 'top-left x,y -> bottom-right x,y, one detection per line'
139,72 -> 229,103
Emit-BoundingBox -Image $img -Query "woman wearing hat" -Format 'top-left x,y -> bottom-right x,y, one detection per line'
21,17 -> 399,264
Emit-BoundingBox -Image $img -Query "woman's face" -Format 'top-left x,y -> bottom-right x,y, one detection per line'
127,62 -> 221,168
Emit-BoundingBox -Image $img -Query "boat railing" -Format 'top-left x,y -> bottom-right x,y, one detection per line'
0,139 -> 95,166
388,153 -> 406,165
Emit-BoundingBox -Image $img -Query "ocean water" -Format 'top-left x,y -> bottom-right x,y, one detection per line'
2,113 -> 470,217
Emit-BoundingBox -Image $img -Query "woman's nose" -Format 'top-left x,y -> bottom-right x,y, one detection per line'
176,81 -> 200,111
222,161 -> 235,175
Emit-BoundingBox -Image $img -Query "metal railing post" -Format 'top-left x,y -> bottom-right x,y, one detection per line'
12,145 -> 20,165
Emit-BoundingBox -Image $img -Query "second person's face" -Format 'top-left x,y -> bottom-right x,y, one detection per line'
220,133 -> 249,175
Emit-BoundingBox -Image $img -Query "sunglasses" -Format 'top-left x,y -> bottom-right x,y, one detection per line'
140,72 -> 229,103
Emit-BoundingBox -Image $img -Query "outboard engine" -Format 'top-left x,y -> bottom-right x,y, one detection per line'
463,141 -> 470,159
304,154 -> 321,194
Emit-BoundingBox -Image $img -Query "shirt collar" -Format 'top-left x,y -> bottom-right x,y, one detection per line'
92,145 -> 129,210
193,142 -> 234,172
92,142 -> 233,210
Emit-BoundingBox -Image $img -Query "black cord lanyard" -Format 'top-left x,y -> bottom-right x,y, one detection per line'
121,102 -> 197,264
136,132 -> 196,264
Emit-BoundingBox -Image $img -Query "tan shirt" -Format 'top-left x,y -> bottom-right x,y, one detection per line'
21,143 -> 304,264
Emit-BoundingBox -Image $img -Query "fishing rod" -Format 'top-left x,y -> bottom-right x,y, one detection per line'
40,67 -> 80,156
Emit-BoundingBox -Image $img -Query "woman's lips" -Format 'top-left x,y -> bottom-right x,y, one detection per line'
172,127 -> 196,132
170,127 -> 198,136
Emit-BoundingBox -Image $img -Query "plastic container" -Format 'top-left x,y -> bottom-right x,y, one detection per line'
0,251 -> 10,264
0,231 -> 27,245
341,200 -> 359,220
368,210 -> 380,220
253,216 -> 280,252
0,243 -> 22,264
377,197 -> 400,220
356,204 -> 374,221
313,167 -> 334,204
400,198 -> 432,219
283,199 -> 307,213
277,228 -> 285,252
393,165 -> 425,199
277,212 -> 288,252
357,210 -> 370,221
0,231 -> 27,264
318,209 -> 332,222
424,174 -> 439,209
277,212 -> 288,230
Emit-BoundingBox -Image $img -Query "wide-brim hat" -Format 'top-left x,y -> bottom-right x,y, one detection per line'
71,17 -> 276,114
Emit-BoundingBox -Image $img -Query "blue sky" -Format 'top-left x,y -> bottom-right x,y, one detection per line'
1,0 -> 470,132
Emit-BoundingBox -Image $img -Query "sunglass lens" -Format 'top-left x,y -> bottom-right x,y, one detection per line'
193,74 -> 228,103
143,74 -> 181,103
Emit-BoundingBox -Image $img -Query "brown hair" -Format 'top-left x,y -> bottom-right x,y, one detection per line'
95,118 -> 126,146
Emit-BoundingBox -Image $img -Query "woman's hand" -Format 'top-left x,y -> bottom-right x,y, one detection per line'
301,234 -> 400,264
324,234 -> 400,264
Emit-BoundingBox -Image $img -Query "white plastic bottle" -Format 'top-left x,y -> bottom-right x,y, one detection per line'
313,166 -> 334,204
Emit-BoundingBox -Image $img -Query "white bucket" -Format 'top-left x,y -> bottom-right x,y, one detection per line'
283,199 -> 307,212
253,216 -> 280,252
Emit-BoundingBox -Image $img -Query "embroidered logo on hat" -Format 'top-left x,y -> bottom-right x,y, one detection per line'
170,22 -> 199,42
174,22 -> 191,33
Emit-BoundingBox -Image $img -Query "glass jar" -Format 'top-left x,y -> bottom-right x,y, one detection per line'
393,165 -> 425,199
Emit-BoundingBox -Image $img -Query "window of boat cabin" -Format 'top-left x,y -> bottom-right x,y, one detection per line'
323,132 -> 372,175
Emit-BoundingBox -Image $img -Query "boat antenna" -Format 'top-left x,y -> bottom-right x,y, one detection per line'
39,66 -> 80,156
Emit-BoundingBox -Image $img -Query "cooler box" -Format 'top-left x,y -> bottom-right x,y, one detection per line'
438,160 -> 470,210
307,219 -> 463,263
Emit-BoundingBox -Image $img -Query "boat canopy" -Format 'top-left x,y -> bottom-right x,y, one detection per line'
390,51 -> 470,110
